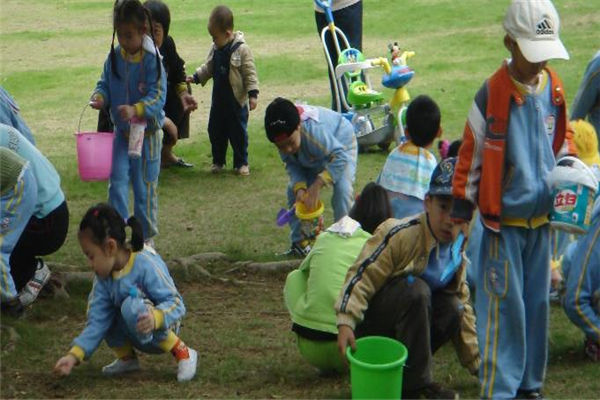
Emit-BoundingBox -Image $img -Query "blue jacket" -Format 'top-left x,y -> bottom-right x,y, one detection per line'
72,247 -> 185,360
94,36 -> 166,134
0,124 -> 64,218
563,199 -> 600,342
281,106 -> 356,192
571,50 -> 600,135
0,86 -> 35,145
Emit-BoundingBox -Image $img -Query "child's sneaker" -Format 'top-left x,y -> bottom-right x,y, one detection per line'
18,259 -> 51,306
235,165 -> 250,176
211,164 -> 224,174
584,337 -> 600,362
177,348 -> 198,382
102,357 -> 141,376
276,242 -> 311,258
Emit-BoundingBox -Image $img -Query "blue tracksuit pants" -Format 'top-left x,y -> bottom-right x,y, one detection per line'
476,225 -> 550,399
286,162 -> 356,245
0,164 -> 37,302
109,130 -> 162,240
104,296 -> 172,354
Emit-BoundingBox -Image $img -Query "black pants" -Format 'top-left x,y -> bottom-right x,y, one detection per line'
355,276 -> 462,392
315,1 -> 363,112
9,201 -> 69,291
208,101 -> 249,169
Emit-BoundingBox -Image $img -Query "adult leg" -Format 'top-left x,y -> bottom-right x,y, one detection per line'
108,132 -> 132,222
355,277 -> 434,391
477,226 -> 528,400
131,131 -> 162,240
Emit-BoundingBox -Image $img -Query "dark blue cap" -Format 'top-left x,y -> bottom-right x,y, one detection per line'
429,157 -> 457,196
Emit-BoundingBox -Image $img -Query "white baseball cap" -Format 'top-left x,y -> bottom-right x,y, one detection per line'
503,0 -> 569,63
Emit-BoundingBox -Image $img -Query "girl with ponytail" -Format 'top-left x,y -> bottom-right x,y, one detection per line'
54,203 -> 198,382
89,0 -> 167,244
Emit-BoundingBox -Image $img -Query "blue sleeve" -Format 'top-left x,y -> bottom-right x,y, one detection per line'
283,154 -> 308,190
140,254 -> 185,329
94,55 -> 111,106
305,122 -> 351,184
138,53 -> 167,120
72,278 -> 117,359
571,56 -> 600,121
563,223 -> 600,342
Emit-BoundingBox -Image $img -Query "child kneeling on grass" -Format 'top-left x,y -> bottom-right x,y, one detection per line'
54,203 -> 197,382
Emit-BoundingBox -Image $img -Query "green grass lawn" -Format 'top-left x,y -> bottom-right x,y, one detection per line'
1,0 -> 600,398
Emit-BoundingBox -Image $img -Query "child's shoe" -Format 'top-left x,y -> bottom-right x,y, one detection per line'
584,337 -> 600,362
276,242 -> 311,258
177,348 -> 198,382
102,357 -> 141,376
211,164 -> 224,174
235,165 -> 250,176
18,259 -> 51,306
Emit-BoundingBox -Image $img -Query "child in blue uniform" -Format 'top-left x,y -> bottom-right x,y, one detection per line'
90,0 -> 166,243
0,86 -> 35,145
571,50 -> 600,137
562,197 -> 600,363
54,203 -> 198,382
188,5 -> 259,176
265,97 -> 357,256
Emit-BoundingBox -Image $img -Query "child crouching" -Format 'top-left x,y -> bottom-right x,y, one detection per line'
54,203 -> 197,382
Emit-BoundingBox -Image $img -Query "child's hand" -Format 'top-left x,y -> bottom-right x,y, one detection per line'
551,267 -> 563,289
89,94 -> 104,110
180,93 -> 198,113
303,177 -> 325,211
137,309 -> 155,335
54,354 -> 78,376
117,105 -> 136,122
249,97 -> 258,111
337,325 -> 356,363
185,75 -> 195,84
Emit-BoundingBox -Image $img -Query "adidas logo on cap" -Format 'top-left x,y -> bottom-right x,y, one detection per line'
536,18 -> 554,35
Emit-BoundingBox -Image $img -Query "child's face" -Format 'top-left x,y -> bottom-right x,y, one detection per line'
151,21 -> 164,48
208,23 -> 233,49
424,195 -> 454,244
274,126 -> 302,155
78,230 -> 117,279
117,22 -> 145,55
504,35 -> 548,85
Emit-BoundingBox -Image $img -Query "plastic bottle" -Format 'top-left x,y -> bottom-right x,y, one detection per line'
129,287 -> 153,344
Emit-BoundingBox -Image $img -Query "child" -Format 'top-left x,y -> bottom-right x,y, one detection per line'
0,86 -> 35,145
378,95 -> 440,220
90,0 -> 167,243
188,5 -> 259,176
54,203 -> 198,382
283,182 -> 392,374
571,49 -> 600,136
1,124 -> 69,308
0,147 -> 37,318
562,196 -> 600,363
264,97 -> 357,257
451,0 -> 574,398
144,0 -> 197,169
336,158 -> 479,399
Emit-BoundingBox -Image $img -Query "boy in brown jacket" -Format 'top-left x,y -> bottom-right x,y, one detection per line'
188,5 -> 259,176
336,158 -> 479,399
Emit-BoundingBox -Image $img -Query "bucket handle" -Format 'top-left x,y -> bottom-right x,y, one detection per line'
77,101 -> 103,134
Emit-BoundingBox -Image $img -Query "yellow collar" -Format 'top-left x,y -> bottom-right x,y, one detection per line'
120,48 -> 144,63
112,251 -> 138,279
510,69 -> 548,96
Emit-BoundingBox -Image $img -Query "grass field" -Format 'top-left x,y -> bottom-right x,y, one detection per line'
1,0 -> 600,398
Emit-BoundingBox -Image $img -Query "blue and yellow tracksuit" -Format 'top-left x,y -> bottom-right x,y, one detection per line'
281,105 -> 357,245
563,199 -> 600,344
67,247 -> 185,362
94,36 -> 166,240
452,62 -> 575,399
571,50 -> 600,138
0,149 -> 36,303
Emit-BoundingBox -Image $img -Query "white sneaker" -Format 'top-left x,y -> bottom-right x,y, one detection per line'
102,357 -> 141,376
177,348 -> 198,382
18,259 -> 51,306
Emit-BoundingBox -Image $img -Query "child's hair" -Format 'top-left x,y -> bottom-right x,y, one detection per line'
110,0 -> 162,80
209,5 -> 234,32
144,0 -> 170,36
349,183 -> 393,234
406,95 -> 441,147
447,139 -> 462,158
79,203 -> 144,252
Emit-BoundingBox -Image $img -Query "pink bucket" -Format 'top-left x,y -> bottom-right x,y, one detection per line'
75,104 -> 114,181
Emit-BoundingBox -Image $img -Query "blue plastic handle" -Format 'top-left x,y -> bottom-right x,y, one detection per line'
276,206 -> 296,227
440,233 -> 465,283
314,0 -> 334,24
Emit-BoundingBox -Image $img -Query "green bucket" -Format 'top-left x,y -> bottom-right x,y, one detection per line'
346,336 -> 408,399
